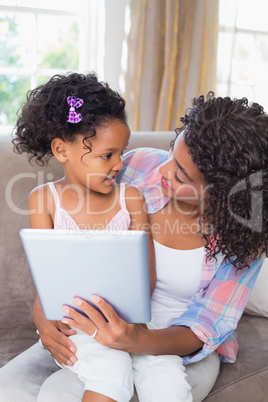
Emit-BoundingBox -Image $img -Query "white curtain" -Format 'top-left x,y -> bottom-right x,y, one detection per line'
121,0 -> 219,131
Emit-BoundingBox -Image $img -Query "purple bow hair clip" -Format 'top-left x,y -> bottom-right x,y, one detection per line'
66,96 -> 84,123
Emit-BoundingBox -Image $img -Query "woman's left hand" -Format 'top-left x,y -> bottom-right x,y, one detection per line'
61,295 -> 146,354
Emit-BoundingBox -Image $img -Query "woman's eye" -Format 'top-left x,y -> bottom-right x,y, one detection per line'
174,172 -> 183,183
101,153 -> 112,160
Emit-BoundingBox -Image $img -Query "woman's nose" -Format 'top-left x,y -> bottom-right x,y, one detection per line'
159,157 -> 172,177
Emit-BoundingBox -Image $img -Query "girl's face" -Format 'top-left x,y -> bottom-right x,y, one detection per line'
159,132 -> 207,206
64,121 -> 130,194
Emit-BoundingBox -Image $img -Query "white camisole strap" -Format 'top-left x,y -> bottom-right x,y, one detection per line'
47,182 -> 61,209
119,183 -> 128,211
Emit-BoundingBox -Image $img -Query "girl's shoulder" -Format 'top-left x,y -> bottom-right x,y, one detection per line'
123,184 -> 146,214
124,184 -> 145,202
28,182 -> 56,216
29,181 -> 55,199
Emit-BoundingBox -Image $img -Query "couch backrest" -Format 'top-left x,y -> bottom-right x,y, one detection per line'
0,132 -> 175,323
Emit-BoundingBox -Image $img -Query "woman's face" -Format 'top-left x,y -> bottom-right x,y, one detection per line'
159,132 -> 208,206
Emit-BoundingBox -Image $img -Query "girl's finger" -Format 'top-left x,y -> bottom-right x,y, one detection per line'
57,321 -> 77,336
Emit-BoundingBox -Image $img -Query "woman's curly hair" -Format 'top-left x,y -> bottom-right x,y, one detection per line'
175,92 -> 268,268
12,72 -> 127,165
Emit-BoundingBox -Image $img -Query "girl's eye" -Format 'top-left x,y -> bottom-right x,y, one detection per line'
101,153 -> 112,160
174,171 -> 183,183
120,147 -> 128,156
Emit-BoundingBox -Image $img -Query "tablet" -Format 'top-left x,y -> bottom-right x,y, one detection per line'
19,229 -> 151,323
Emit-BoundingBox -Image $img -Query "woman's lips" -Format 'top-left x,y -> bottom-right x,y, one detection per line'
161,176 -> 173,191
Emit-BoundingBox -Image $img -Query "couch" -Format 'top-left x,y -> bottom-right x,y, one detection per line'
0,131 -> 268,401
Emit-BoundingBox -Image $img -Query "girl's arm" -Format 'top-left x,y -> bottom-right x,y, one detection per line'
29,186 -> 78,367
125,185 -> 156,294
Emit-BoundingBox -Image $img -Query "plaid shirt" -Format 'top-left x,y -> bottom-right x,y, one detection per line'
118,147 -> 265,364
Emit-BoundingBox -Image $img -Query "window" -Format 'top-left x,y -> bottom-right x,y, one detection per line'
216,0 -> 268,111
0,0 -> 105,133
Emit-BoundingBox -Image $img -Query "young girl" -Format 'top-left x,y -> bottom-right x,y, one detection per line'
12,72 -> 162,402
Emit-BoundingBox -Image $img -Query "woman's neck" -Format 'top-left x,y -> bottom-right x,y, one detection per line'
164,198 -> 204,221
150,199 -> 207,250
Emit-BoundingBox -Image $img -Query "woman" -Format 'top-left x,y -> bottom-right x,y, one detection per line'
0,93 -> 267,402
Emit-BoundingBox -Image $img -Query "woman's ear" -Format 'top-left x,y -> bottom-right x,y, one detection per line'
51,138 -> 68,163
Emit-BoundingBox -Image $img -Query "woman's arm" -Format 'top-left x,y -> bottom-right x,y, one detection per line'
29,186 -> 78,367
125,185 -> 156,294
171,254 -> 265,364
61,255 -> 264,359
62,296 -> 203,357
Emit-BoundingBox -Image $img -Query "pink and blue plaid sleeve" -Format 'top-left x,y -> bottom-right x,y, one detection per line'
170,254 -> 265,364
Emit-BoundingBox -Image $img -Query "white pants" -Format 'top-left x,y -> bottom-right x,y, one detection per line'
63,329 -> 191,401
0,342 -> 220,402
133,354 -> 192,402
64,330 -> 134,402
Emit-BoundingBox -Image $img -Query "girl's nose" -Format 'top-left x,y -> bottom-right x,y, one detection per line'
113,155 -> 123,172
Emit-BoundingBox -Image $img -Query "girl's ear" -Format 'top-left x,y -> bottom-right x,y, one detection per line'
51,138 -> 68,163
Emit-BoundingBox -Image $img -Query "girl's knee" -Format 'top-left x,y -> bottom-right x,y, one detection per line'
133,355 -> 192,402
38,368 -> 84,402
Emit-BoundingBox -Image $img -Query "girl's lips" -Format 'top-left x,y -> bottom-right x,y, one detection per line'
161,176 -> 173,191
105,176 -> 116,185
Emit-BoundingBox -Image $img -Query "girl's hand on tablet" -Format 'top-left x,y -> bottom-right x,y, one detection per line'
62,296 -> 146,354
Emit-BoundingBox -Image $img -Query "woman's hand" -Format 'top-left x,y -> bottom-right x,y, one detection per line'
62,296 -> 146,354
61,296 -> 204,357
33,293 -> 78,367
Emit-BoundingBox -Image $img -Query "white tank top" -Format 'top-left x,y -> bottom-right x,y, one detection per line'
151,240 -> 204,328
47,182 -> 131,231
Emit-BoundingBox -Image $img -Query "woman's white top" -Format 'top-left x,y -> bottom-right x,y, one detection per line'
150,240 -> 204,328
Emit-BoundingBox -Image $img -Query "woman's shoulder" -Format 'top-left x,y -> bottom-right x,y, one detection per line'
118,147 -> 169,186
123,147 -> 169,171
118,148 -> 170,214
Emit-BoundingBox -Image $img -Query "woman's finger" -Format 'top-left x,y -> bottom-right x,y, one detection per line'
71,296 -> 121,329
68,297 -> 110,328
61,304 -> 98,334
90,295 -> 121,324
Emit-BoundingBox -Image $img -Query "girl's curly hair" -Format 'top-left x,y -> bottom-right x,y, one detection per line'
12,72 -> 127,165
175,92 -> 268,268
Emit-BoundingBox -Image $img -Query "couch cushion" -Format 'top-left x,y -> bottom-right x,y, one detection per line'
0,322 -> 39,368
0,135 -> 64,323
244,258 -> 268,317
204,314 -> 268,401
